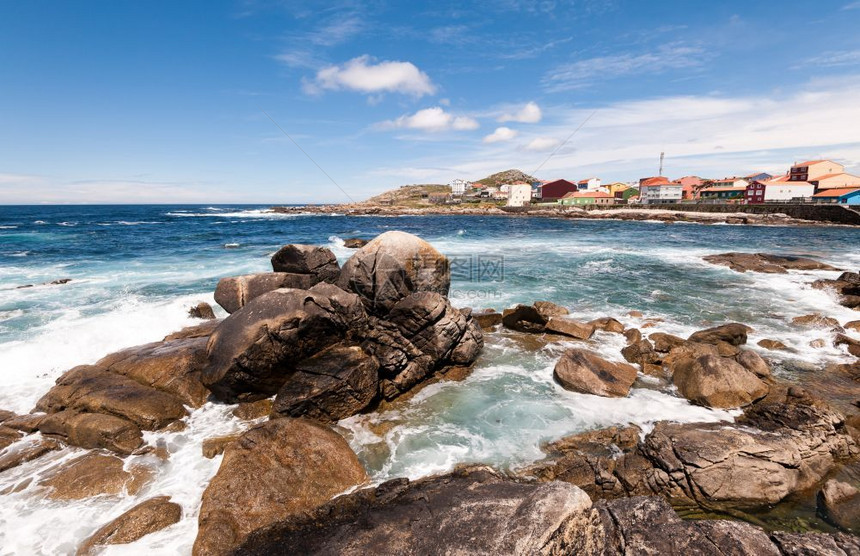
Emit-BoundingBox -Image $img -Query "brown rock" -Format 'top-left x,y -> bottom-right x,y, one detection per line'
188,302 -> 216,320
817,479 -> 860,533
37,410 -> 143,454
545,317 -> 595,340
688,322 -> 752,346
213,272 -> 318,314
35,365 -> 187,430
193,418 -> 368,556
0,437 -> 58,473
472,309 -> 502,330
271,344 -> 379,423
649,332 -> 686,353
735,349 -> 772,378
845,320 -> 860,332
77,496 -> 182,554
621,339 -> 660,368
0,426 -> 22,450
627,310 -> 643,318
792,313 -> 843,331
588,317 -> 625,334
96,337 -> 210,407
0,409 -> 15,423
40,453 -> 150,500
2,412 -> 46,433
771,531 -> 860,555
232,399 -> 273,420
270,244 -> 340,283
758,338 -> 791,351
343,238 -> 368,249
501,304 -> 546,333
703,252 -> 838,273
810,338 -> 827,349
623,328 -> 642,345
553,348 -> 638,397
163,319 -> 220,341
533,300 -> 569,320
835,333 -> 860,357
202,434 -> 240,459
672,354 -> 769,408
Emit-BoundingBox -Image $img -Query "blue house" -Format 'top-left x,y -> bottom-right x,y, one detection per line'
812,187 -> 860,205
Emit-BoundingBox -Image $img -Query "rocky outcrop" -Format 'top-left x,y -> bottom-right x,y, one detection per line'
193,418 -> 368,556
704,252 -> 838,273
672,354 -> 769,408
39,453 -> 151,500
502,304 -> 547,333
214,273 -> 317,314
553,349 -> 638,397
835,333 -> 860,357
77,496 -> 182,555
37,410 -> 143,454
588,317 -> 625,334
792,313 -> 843,331
188,302 -> 216,320
336,231 -> 449,316
649,332 -> 686,352
533,300 -> 569,320
813,271 -> 860,309
270,244 -> 340,283
817,479 -> 860,533
96,336 -> 210,407
688,323 -> 752,346
0,437 -> 58,473
35,365 -> 187,430
271,344 -> 379,422
472,308 -> 502,329
202,283 -> 368,402
545,317 -> 595,340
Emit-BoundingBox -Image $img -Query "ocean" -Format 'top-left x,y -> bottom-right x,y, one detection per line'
1,204 -> 858,553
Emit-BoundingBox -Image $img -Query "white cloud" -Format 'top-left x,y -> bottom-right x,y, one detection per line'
378,107 -> 479,132
543,44 -> 707,92
499,101 -> 542,123
306,55 -> 436,97
798,49 -> 860,68
483,127 -> 519,143
524,137 -> 561,151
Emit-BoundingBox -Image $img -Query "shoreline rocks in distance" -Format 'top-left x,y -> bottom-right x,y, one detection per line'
703,252 -> 839,273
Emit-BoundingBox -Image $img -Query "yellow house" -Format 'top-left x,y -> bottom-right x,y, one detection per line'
604,182 -> 630,196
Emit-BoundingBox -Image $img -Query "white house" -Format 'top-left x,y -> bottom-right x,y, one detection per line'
577,178 -> 602,191
638,177 -> 682,204
450,179 -> 470,196
507,183 -> 533,207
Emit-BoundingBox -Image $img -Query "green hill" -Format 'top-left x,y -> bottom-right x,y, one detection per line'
475,169 -> 537,188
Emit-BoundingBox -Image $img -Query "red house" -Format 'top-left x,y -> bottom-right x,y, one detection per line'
745,180 -> 766,204
539,179 -> 578,201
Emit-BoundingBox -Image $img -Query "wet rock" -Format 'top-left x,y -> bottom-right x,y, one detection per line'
688,322 -> 752,346
96,337 -> 210,407
188,302 -> 216,320
193,418 -> 368,556
40,453 -> 150,500
736,348 -> 772,378
336,231 -> 449,316
0,409 -> 14,423
270,244 -> 340,283
213,272 -> 318,314
163,319 -> 220,341
758,338 -> 792,352
342,238 -> 368,249
533,300 -> 569,320
0,426 -> 22,450
627,310 -> 644,318
817,479 -> 860,533
588,317 -> 625,334
77,496 -> 182,555
810,338 -> 828,348
37,410 -> 143,454
554,348 -> 638,397
271,344 -> 379,423
231,399 -> 273,420
845,320 -> 860,332
812,272 -> 860,310
649,332 -> 686,353
703,252 -> 838,273
35,366 -> 187,430
501,304 -> 546,333
835,333 -> 860,357
471,308 -> 502,330
236,466 -> 594,556
545,317 -> 595,340
672,354 -> 769,408
202,434 -> 240,459
623,328 -> 641,345
202,284 -> 368,402
621,339 -> 660,368
0,437 -> 58,473
2,412 -> 46,433
793,313 -> 844,331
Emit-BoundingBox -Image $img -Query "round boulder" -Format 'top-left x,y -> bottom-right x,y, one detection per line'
672,354 -> 769,408
553,348 -> 638,397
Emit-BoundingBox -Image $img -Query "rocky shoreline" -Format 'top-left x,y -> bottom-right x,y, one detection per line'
270,203 -> 845,227
1,232 -> 859,554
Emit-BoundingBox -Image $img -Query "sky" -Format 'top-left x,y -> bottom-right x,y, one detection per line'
1,0 -> 860,204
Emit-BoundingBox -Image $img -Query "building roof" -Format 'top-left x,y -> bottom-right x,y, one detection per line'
812,187 -> 860,198
813,173 -> 856,181
640,176 -> 671,186
701,186 -> 747,192
758,180 -> 812,187
793,160 -> 827,167
562,191 -> 612,198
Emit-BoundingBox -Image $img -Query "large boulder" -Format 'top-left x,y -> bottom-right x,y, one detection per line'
703,252 -> 838,273
336,231 -> 450,316
78,496 -> 182,554
688,323 -> 752,346
34,366 -> 187,430
95,337 -> 210,407
214,273 -> 318,314
202,283 -> 368,402
193,418 -> 368,556
553,348 -> 638,398
37,410 -> 143,454
236,466 -> 595,556
672,354 -> 769,408
817,479 -> 860,533
270,244 -> 340,283
545,317 -> 595,340
271,344 -> 379,422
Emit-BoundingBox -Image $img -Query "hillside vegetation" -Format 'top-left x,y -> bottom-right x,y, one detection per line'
475,169 -> 537,188
363,184 -> 451,207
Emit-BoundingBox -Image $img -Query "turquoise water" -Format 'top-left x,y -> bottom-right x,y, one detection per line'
0,205 -> 858,552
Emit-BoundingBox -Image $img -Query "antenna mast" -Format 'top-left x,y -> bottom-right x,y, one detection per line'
659,152 -> 665,176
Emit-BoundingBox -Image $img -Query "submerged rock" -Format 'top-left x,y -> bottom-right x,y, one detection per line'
817,479 -> 860,533
193,418 -> 368,556
336,231 -> 450,316
77,496 -> 182,554
553,348 -> 638,398
703,252 -> 838,273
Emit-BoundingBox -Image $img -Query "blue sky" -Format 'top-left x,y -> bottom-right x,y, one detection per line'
2,0 -> 860,203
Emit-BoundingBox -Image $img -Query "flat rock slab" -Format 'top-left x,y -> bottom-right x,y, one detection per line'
35,365 -> 187,430
554,348 -> 638,397
40,453 -> 151,500
37,410 -> 143,454
78,496 -> 182,554
0,437 -> 59,473
704,252 -> 839,273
